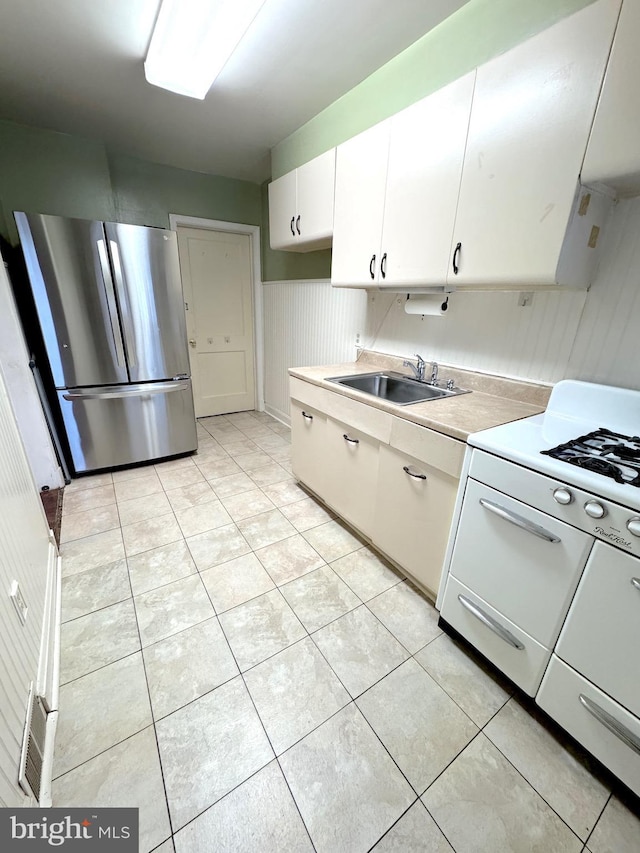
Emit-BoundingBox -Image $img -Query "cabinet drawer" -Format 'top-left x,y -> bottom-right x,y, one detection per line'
390,416 -> 464,478
290,400 -> 327,498
373,444 -> 458,596
556,541 -> 640,717
449,479 -> 593,646
537,656 -> 640,798
440,576 -> 550,696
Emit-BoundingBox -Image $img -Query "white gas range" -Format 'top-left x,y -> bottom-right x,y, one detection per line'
438,379 -> 640,797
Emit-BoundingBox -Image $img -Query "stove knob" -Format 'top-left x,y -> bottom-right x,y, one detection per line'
584,500 -> 606,519
626,517 -> 640,537
552,487 -> 573,505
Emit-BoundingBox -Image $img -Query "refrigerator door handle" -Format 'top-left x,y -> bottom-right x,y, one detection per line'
109,239 -> 137,368
96,239 -> 126,369
63,381 -> 190,400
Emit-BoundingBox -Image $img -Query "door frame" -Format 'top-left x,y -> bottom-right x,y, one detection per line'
169,214 -> 264,412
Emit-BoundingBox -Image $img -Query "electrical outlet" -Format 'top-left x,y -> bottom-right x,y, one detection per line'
355,332 -> 361,345
518,292 -> 534,307
10,580 -> 28,625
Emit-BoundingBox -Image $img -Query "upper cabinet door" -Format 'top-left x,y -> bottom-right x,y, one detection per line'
448,0 -> 620,289
268,169 -> 297,250
296,149 -> 335,250
379,72 -> 475,288
331,121 -> 391,287
582,0 -> 640,196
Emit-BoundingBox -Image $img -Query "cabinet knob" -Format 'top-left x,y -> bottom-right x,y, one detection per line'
343,434 -> 359,445
290,216 -> 295,236
381,252 -> 387,279
584,500 -> 606,519
189,339 -> 196,347
296,215 -> 301,235
369,254 -> 376,280
403,465 -> 426,481
553,487 -> 573,505
301,411 -> 313,421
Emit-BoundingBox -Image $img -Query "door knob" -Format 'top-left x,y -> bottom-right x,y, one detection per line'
189,339 -> 196,347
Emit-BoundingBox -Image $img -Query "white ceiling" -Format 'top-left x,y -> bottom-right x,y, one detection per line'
0,0 -> 468,184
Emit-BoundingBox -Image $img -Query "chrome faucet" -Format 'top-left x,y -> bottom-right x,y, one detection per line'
403,354 -> 426,382
430,361 -> 439,385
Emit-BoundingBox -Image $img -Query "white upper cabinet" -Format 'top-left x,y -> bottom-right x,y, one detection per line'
582,0 -> 640,196
448,0 -> 620,289
268,148 -> 336,252
330,121 -> 391,286
332,73 -> 475,289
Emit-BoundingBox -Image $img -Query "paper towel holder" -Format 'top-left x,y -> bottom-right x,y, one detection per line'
405,293 -> 449,316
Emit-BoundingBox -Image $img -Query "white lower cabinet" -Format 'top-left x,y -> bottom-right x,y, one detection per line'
290,400 -> 327,499
373,445 -> 458,593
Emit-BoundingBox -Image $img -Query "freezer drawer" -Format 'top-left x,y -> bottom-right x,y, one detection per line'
58,380 -> 197,472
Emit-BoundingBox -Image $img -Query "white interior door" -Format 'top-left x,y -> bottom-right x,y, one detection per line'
177,227 -> 256,417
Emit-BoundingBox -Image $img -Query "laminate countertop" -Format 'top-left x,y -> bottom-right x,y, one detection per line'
289,352 -> 550,443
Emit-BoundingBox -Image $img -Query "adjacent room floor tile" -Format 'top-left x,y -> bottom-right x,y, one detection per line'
279,703 -> 415,853
60,528 -> 125,577
134,574 -> 215,646
122,513 -> 183,557
302,520 -> 364,563
114,473 -> 163,502
312,605 -> 409,697
280,565 -> 360,632
484,697 -> 610,840
174,499 -> 232,538
156,676 -> 273,830
254,533 -> 324,585
173,761 -> 313,853
219,589 -> 306,672
54,653 -> 152,777
236,508 -> 296,549
186,523 -> 251,571
330,546 -> 403,601
143,617 -> 238,719
372,801 -> 454,853
200,552 -> 275,613
587,793 -> 640,853
219,488 -> 276,522
164,481 -> 218,511
127,540 -> 197,596
279,496 -> 334,531
53,726 -> 171,853
116,491 -> 173,527
244,637 -> 350,754
357,659 -> 478,794
60,599 -> 140,684
367,581 -> 441,653
61,559 -> 130,622
422,734 -> 583,853
415,633 -> 512,727
60,503 -> 120,543
62,484 -> 116,515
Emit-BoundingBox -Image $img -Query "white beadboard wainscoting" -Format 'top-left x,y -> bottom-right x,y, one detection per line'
262,280 -> 367,422
363,197 -> 640,389
0,360 -> 58,807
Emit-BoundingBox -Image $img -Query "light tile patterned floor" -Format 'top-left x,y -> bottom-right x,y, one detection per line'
54,411 -> 640,853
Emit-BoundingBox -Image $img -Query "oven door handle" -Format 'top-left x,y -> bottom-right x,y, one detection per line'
479,498 -> 561,543
579,694 -> 640,756
458,595 -> 525,650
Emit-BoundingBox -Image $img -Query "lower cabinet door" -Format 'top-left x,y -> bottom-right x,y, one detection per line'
373,444 -> 458,595
290,400 -> 327,498
323,415 -> 380,537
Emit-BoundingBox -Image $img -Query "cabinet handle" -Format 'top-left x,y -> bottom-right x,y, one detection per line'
369,254 -> 376,280
632,577 -> 640,592
296,215 -> 301,235
290,217 -> 295,236
479,498 -> 561,543
343,434 -> 359,445
578,694 -> 640,756
301,411 -> 313,421
381,252 -> 387,279
452,241 -> 462,275
458,595 -> 524,650
403,465 -> 426,481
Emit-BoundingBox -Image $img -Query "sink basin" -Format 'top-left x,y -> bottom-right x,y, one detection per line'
327,372 -> 470,405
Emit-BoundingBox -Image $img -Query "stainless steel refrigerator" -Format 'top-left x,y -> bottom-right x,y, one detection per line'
15,212 -> 197,473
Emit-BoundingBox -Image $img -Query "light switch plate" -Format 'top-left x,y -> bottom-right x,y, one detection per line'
10,580 -> 28,625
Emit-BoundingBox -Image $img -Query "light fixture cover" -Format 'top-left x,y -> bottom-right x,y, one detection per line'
145,0 -> 268,99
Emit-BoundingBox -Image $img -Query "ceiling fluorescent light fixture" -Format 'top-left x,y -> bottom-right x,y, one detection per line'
145,0 -> 268,99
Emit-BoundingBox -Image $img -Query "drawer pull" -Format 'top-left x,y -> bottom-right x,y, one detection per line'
579,694 -> 640,756
301,411 -> 313,421
632,577 -> 640,592
479,498 -> 561,543
403,466 -> 426,481
343,434 -> 359,445
458,594 -> 524,650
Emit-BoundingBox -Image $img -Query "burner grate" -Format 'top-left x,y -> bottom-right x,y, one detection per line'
541,427 -> 640,487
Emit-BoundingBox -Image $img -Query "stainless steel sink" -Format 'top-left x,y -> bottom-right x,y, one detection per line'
326,371 -> 470,405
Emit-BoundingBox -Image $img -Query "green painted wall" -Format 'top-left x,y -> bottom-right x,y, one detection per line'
271,0 -> 595,178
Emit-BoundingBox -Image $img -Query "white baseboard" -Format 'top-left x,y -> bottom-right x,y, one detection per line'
38,709 -> 59,807
264,403 -> 291,427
